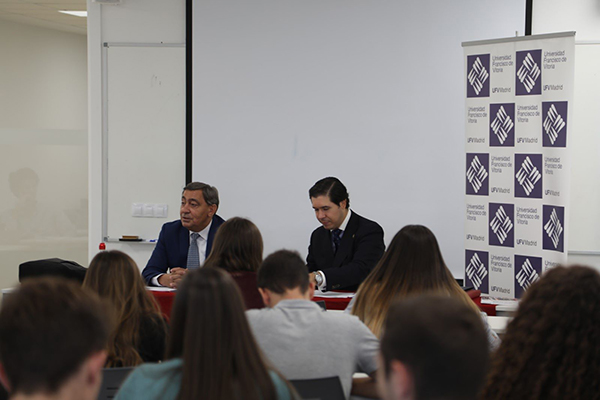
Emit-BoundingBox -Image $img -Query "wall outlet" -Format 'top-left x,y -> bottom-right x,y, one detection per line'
153,204 -> 168,218
132,203 -> 143,217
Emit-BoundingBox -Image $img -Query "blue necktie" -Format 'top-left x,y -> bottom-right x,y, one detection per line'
332,229 -> 342,253
187,232 -> 200,269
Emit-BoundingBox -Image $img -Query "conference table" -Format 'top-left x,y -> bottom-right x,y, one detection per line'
148,288 -> 499,319
148,287 -> 354,319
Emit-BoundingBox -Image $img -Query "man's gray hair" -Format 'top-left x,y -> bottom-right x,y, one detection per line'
183,182 -> 219,207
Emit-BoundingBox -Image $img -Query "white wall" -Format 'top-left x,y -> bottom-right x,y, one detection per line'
191,0 -> 525,277
0,20 -> 88,289
87,0 -> 185,270
533,0 -> 600,41
89,0 -> 527,276
533,0 -> 600,270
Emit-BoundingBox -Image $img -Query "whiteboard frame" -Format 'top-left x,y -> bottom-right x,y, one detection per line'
101,42 -> 185,242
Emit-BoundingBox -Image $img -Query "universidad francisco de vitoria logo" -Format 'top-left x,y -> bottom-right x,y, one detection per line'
515,155 -> 542,198
467,54 -> 490,98
490,105 -> 514,145
466,154 -> 489,195
516,50 -> 542,95
489,204 -> 514,247
466,252 -> 488,291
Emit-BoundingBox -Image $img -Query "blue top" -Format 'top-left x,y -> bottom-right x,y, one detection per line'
114,358 -> 294,400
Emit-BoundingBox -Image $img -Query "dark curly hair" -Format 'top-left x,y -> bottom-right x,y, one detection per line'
480,265 -> 600,400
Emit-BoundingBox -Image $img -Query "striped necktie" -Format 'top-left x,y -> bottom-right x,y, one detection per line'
186,232 -> 201,269
332,229 -> 343,253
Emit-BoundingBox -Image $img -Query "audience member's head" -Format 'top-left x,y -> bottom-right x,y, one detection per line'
379,295 -> 489,400
203,217 -> 263,272
352,225 -> 480,337
83,250 -> 166,367
166,267 -> 281,400
257,250 -> 313,306
481,265 -> 600,400
0,278 -> 110,400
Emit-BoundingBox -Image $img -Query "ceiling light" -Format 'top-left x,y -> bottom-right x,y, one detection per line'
59,10 -> 87,17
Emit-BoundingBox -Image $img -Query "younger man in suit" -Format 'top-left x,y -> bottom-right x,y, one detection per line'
247,250 -> 379,399
377,295 -> 490,400
307,177 -> 385,291
142,182 -> 225,288
0,278 -> 110,400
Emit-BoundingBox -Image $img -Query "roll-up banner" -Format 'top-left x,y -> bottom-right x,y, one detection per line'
463,32 -> 575,299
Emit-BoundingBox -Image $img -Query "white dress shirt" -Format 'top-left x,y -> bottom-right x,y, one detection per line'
316,209 -> 352,291
152,219 -> 213,286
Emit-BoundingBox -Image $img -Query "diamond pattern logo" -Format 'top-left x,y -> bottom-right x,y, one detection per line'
515,255 -> 542,298
490,104 -> 515,146
515,154 -> 542,198
516,50 -> 542,96
466,154 -> 489,195
516,50 -> 542,95
465,250 -> 488,293
489,203 -> 514,247
543,206 -> 564,252
467,54 -> 490,98
542,102 -> 568,147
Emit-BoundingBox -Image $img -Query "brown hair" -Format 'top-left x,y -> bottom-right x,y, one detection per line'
481,265 -> 600,400
167,267 -> 288,400
382,295 -> 489,400
83,250 -> 166,367
0,277 -> 110,395
203,217 -> 263,272
257,250 -> 309,294
351,225 -> 480,337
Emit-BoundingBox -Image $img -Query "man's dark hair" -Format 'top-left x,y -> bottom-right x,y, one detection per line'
183,181 -> 219,206
309,177 -> 349,208
257,250 -> 309,294
0,278 -> 111,395
380,295 -> 489,400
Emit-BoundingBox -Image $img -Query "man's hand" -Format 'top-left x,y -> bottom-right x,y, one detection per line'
157,267 -> 188,288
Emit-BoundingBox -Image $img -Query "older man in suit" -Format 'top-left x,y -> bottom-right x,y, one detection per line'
307,177 -> 385,291
142,182 -> 225,288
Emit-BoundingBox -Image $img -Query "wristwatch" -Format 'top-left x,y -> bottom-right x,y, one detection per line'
314,271 -> 324,286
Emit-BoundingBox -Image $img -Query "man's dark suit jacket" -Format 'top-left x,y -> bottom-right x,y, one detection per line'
306,211 -> 384,291
142,215 -> 225,285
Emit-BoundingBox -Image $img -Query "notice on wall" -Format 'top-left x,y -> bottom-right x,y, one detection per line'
463,32 -> 574,299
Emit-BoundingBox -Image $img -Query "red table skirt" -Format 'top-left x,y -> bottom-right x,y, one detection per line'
149,289 -> 496,319
149,290 -> 177,320
312,296 -> 352,311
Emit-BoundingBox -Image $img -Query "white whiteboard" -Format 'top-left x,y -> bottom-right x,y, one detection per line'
104,45 -> 185,241
568,43 -> 600,252
191,0 -> 526,276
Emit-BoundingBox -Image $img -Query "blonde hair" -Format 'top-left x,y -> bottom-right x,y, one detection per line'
351,225 -> 481,337
83,250 -> 166,367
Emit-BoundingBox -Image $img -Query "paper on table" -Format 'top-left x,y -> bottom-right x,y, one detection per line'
480,295 -> 519,308
313,289 -> 355,298
146,286 -> 176,292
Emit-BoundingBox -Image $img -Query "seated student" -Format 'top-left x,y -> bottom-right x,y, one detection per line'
378,295 -> 490,400
0,278 -> 110,400
83,250 -> 168,366
203,217 -> 265,309
349,225 -> 499,348
247,250 -> 380,399
481,265 -> 600,400
115,267 -> 296,400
